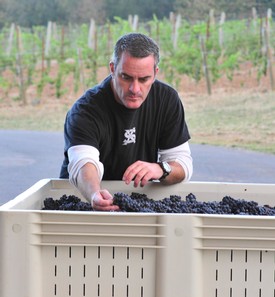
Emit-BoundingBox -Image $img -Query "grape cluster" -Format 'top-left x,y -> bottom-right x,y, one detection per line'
42,192 -> 275,216
43,195 -> 92,211
112,192 -> 275,215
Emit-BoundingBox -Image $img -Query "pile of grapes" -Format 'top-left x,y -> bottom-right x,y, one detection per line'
43,192 -> 275,216
43,195 -> 92,211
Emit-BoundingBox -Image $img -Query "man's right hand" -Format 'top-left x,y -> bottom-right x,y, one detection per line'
91,189 -> 120,211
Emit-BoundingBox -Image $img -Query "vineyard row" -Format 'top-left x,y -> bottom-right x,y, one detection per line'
0,10 -> 274,103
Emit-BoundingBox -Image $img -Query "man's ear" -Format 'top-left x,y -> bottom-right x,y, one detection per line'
155,66 -> 159,76
109,61 -> 115,76
153,66 -> 159,81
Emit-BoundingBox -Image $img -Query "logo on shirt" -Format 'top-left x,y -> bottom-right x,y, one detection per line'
123,127 -> 136,145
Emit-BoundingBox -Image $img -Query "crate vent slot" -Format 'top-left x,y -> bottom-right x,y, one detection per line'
43,245 -> 156,296
204,249 -> 275,297
83,284 -> 85,296
98,265 -> 100,278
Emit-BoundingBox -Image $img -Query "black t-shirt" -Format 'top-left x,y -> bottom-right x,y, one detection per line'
60,75 -> 190,179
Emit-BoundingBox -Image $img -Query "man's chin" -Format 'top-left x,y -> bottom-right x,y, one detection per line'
125,100 -> 143,109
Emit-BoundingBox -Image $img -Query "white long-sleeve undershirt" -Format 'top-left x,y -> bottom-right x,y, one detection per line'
67,142 -> 193,187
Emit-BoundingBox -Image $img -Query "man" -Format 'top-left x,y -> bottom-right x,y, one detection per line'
60,32 -> 193,211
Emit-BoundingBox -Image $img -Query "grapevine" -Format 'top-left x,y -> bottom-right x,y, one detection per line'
0,14 -> 274,103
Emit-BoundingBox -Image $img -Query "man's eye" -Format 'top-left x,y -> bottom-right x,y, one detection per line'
139,77 -> 149,83
121,74 -> 131,80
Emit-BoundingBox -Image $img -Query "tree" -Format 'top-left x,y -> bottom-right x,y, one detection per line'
174,0 -> 215,22
0,0 -> 105,27
104,0 -> 175,21
173,0 -> 275,21
0,0 -> 274,28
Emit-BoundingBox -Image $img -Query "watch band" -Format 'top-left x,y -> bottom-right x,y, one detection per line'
158,161 -> 171,180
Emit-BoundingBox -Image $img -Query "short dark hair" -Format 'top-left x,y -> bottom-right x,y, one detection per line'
111,33 -> 160,70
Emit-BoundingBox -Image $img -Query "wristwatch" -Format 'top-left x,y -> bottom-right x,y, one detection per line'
158,161 -> 171,180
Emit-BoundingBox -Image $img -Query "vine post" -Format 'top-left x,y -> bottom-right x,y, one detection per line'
45,21 -> 52,57
6,23 -> 15,56
200,36 -> 212,96
264,9 -> 274,91
88,18 -> 96,49
15,25 -> 27,105
60,26 -> 65,60
77,47 -> 86,91
37,35 -> 46,98
88,18 -> 98,85
172,14 -> 181,50
132,15 -> 139,31
219,12 -> 226,58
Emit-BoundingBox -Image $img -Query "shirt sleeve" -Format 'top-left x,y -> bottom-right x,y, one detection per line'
67,145 -> 104,187
158,141 -> 193,181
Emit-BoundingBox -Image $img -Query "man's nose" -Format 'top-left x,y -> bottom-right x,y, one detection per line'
129,80 -> 140,94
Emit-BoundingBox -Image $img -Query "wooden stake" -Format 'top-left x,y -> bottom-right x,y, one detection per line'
15,25 -> 26,105
45,21 -> 52,58
200,36 -> 212,96
77,47 -> 86,90
219,12 -> 226,49
60,26 -> 65,60
263,20 -> 274,91
41,36 -> 45,77
6,23 -> 15,56
88,18 -> 96,50
132,15 -> 139,31
173,14 -> 181,50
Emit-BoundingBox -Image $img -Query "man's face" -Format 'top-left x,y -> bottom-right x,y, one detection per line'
110,52 -> 158,109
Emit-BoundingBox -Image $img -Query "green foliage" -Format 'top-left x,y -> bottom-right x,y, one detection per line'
55,61 -> 75,98
0,15 -> 274,100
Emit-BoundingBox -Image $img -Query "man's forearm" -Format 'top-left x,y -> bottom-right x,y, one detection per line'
76,162 -> 119,211
76,163 -> 101,203
161,161 -> 186,185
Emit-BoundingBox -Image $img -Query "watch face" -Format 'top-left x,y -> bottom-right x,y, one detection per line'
162,162 -> 171,174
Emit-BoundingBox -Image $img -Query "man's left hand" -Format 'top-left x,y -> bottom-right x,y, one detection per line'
122,160 -> 163,187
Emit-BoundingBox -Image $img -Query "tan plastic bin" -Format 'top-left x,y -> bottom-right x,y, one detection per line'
1,179 -> 275,297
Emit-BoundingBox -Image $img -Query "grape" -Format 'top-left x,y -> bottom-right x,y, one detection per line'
42,192 -> 275,216
43,195 -> 92,211
112,192 -> 275,215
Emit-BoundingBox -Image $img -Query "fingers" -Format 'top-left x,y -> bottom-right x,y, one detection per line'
123,161 -> 160,187
91,190 -> 120,211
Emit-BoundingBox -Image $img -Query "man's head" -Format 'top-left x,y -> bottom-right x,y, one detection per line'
111,33 -> 160,72
110,33 -> 160,109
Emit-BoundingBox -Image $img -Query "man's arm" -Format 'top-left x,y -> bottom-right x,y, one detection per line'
67,145 -> 119,211
159,161 -> 186,185
76,163 -> 119,211
123,142 -> 193,187
158,141 -> 193,182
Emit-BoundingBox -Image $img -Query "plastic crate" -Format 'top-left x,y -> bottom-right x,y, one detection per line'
1,179 -> 275,297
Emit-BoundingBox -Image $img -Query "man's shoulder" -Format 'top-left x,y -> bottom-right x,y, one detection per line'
85,75 -> 112,99
153,79 -> 178,94
150,79 -> 180,103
